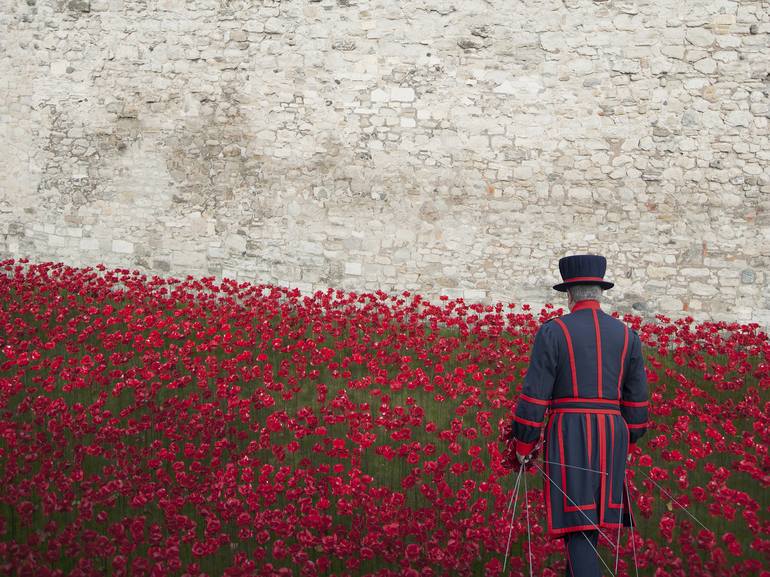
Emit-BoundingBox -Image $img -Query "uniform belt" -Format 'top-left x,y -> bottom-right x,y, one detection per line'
549,397 -> 621,414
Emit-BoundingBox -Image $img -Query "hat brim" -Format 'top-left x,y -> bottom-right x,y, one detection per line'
553,279 -> 614,292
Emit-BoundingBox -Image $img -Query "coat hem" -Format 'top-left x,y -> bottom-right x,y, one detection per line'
546,520 -> 626,539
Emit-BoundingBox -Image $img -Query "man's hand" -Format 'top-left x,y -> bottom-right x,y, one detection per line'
509,446 -> 539,472
499,419 -> 541,472
501,443 -> 537,472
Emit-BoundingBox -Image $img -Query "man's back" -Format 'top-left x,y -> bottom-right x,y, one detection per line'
548,304 -> 631,401
515,300 -> 649,448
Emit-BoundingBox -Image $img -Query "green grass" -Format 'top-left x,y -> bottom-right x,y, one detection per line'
0,282 -> 767,576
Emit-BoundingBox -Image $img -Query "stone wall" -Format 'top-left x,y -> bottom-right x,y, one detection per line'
1,0 -> 769,325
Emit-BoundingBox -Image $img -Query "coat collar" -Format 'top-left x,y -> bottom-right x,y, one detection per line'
570,299 -> 601,313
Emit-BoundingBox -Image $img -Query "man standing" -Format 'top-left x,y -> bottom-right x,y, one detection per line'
508,254 -> 649,576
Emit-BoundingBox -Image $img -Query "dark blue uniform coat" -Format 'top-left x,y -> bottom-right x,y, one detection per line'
511,300 -> 649,538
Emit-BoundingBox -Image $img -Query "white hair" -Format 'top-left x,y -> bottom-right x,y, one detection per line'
567,284 -> 603,302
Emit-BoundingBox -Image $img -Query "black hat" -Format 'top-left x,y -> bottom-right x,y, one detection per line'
552,254 -> 614,292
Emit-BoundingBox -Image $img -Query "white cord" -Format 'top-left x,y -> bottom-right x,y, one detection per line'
524,469 -> 534,577
543,460 -> 608,475
582,530 -> 615,577
507,465 -> 523,513
503,466 -> 524,572
626,477 -> 640,577
631,464 -> 713,533
533,461 -> 617,551
614,473 -> 624,575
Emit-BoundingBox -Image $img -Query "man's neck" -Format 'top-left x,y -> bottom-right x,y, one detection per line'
570,299 -> 601,312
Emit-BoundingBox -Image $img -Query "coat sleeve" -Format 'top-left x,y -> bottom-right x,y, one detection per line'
620,329 -> 649,446
510,321 -> 558,455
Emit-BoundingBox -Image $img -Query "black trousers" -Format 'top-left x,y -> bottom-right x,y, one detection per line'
563,529 -> 600,577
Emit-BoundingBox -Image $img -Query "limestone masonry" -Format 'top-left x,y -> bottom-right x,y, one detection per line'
1,0 -> 769,325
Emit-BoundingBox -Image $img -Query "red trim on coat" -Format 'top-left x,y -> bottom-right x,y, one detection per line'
516,438 -> 537,456
513,414 -> 543,428
545,415 -> 554,536
554,318 -> 578,396
599,414 -> 607,526
608,415 -> 623,510
627,422 -> 648,429
520,393 -> 550,406
558,413 -> 566,511
570,299 -> 601,312
559,413 -> 594,513
586,413 -> 591,464
592,309 -> 603,398
548,522 -> 623,537
551,408 -> 621,416
620,399 -> 648,407
552,397 -> 620,405
617,325 -> 629,399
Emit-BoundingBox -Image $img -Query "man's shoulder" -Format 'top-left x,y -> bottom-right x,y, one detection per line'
535,316 -> 563,340
538,315 -> 562,329
598,310 -> 639,331
598,310 -> 626,326
558,308 -> 630,332
598,311 -> 643,343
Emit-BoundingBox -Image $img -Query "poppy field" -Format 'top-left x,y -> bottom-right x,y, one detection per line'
0,258 -> 768,577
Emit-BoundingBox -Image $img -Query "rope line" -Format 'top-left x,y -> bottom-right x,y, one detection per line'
630,465 -> 713,533
502,466 -> 524,573
542,459 -> 608,475
532,461 -> 617,551
614,471 -> 624,575
524,470 -> 534,577
583,530 -> 615,577
507,465 -> 523,514
626,477 -> 640,577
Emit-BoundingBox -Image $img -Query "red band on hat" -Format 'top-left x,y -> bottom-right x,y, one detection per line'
561,276 -> 606,283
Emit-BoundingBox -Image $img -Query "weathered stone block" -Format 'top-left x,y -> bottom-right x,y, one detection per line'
112,239 -> 134,254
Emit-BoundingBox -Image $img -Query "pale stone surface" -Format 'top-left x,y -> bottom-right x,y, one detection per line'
112,240 -> 134,254
391,87 -> 415,102
0,0 -> 768,327
344,262 -> 362,276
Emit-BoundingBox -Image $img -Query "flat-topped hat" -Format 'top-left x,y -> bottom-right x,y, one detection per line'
552,254 -> 614,292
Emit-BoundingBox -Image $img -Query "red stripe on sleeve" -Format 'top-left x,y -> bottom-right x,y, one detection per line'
620,400 -> 648,407
627,422 -> 648,429
513,414 -> 543,428
617,325 -> 629,399
515,439 -> 537,456
520,393 -> 550,406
